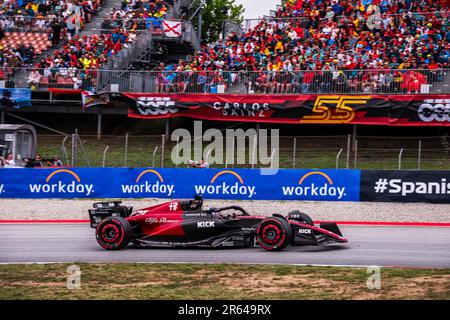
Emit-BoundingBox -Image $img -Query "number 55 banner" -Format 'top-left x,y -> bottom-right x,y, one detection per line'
124,93 -> 450,127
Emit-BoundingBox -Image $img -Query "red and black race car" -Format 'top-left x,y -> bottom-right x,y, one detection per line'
89,196 -> 347,251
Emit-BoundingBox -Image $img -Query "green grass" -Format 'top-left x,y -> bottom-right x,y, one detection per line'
37,135 -> 450,170
1,263 -> 449,300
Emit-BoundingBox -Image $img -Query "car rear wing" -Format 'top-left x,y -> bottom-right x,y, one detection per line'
88,202 -> 133,228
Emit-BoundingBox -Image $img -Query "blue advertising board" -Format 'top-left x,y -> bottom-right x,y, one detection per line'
0,168 -> 361,201
0,88 -> 32,108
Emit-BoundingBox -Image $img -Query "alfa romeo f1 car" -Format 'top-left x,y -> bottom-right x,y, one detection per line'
89,196 -> 347,251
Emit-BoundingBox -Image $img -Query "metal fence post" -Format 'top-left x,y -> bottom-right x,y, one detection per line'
74,129 -> 78,167
71,129 -> 78,167
346,134 -> 351,169
61,136 -> 69,166
165,119 -> 170,141
251,134 -> 257,169
124,133 -> 129,167
398,148 -> 404,170
270,149 -> 277,168
353,139 -> 358,169
205,149 -> 212,164
76,133 -> 91,167
336,148 -> 343,169
152,146 -> 159,168
293,137 -> 297,168
418,140 -> 422,170
71,133 -> 75,167
102,146 -> 109,167
231,135 -> 235,168
161,134 -> 165,168
97,112 -> 102,140
175,136 -> 180,168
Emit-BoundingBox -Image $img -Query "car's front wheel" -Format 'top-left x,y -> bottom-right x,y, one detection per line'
96,216 -> 132,250
256,217 -> 292,251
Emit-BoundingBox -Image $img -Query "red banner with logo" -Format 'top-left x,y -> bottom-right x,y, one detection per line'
123,93 -> 450,126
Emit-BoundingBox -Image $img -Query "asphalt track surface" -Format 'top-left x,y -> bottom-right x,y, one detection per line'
1,224 -> 450,268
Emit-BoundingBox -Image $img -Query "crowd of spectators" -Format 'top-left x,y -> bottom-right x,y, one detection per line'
1,0 -> 449,94
0,0 -> 103,33
26,30 -> 134,89
155,0 -> 449,94
101,0 -> 172,32
0,43 -> 35,67
0,153 -> 63,168
0,0 -> 105,88
0,0 -> 173,89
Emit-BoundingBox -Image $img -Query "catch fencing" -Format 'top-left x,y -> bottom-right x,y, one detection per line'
34,134 -> 450,170
3,68 -> 449,94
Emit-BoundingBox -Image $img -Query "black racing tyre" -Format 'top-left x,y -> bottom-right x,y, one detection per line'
290,210 -> 314,226
116,205 -> 130,218
96,216 -> 132,250
256,216 -> 292,251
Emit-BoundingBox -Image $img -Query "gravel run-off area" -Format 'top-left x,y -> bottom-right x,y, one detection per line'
0,199 -> 449,222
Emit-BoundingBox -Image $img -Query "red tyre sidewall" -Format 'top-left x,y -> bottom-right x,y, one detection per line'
96,218 -> 126,250
257,219 -> 288,251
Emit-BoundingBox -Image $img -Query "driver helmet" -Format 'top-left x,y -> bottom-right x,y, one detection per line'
189,194 -> 203,210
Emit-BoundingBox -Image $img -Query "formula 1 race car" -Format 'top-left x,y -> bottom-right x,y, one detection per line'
88,196 -> 347,251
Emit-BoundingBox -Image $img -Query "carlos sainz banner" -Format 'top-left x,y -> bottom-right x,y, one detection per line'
123,93 -> 450,126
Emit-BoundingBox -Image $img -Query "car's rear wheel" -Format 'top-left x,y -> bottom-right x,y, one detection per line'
257,217 -> 292,251
96,216 -> 132,250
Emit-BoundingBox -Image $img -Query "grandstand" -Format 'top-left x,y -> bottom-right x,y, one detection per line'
0,0 -> 449,170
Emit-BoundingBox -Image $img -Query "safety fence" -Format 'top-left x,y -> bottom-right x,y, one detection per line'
30,134 -> 450,171
2,68 -> 449,94
0,168 -> 448,203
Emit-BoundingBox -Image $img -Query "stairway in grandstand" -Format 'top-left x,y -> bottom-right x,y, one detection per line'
94,1 -> 198,92
81,0 -> 126,36
97,36 -> 196,92
131,39 -> 194,70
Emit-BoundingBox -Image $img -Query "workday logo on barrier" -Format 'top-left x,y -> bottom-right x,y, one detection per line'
29,169 -> 94,196
121,169 -> 175,196
194,170 -> 256,198
281,171 -> 349,200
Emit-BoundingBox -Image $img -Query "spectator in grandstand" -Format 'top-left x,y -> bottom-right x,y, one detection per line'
52,155 -> 63,167
155,70 -> 168,92
0,154 -> 16,168
51,19 -> 62,48
196,71 -> 208,93
189,158 -> 209,169
27,67 -> 41,89
301,68 -> 314,93
34,154 -> 44,167
23,154 -> 43,168
17,43 -> 34,64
